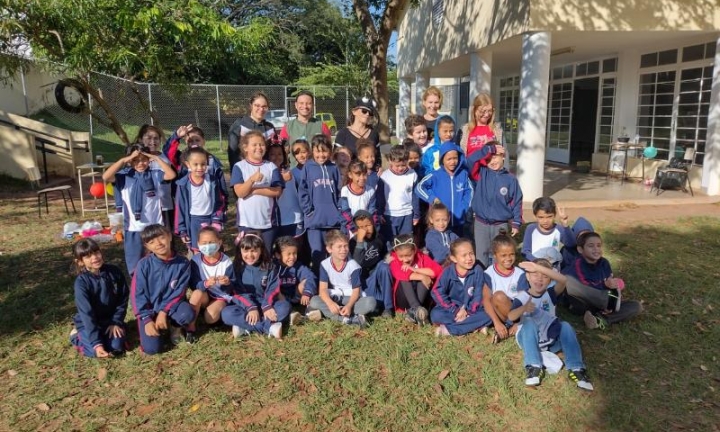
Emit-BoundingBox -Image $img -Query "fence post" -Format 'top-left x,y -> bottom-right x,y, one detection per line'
148,84 -> 153,125
87,73 -> 94,137
345,86 -> 349,122
216,85 -> 222,144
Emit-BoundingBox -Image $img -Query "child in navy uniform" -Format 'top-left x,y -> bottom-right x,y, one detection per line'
309,230 -> 376,327
175,147 -> 227,254
188,227 -> 236,335
268,143 -> 304,239
421,115 -> 456,176
70,238 -> 129,358
521,197 -> 573,263
562,232 -> 643,329
416,142 -> 472,237
103,144 -> 176,275
423,203 -> 459,265
297,134 -> 344,270
560,217 -> 594,270
431,238 -> 504,336
222,233 -> 289,339
349,210 -> 393,317
510,259 -> 594,391
132,225 -> 196,354
272,236 -> 317,324
466,142 -> 523,268
231,130 -> 284,253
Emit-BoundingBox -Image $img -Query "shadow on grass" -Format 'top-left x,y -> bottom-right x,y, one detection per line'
0,195 -> 718,430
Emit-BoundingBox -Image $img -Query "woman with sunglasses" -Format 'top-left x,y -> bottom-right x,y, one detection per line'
334,97 -> 380,158
457,93 -> 505,181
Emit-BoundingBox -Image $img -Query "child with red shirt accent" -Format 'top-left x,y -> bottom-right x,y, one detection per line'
388,234 -> 442,325
457,93 -> 505,181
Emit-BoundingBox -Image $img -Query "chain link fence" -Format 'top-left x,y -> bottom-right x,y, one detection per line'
25,72 -> 399,150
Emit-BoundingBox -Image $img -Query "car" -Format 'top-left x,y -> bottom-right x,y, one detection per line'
315,113 -> 338,135
266,109 -> 290,131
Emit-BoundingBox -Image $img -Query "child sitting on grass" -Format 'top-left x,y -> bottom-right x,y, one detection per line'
308,230 -> 376,327
521,197 -> 573,264
272,236 -> 317,324
349,210 -> 393,318
423,202 -> 459,265
562,232 -> 643,329
389,234 -> 443,325
222,233 -> 289,339
188,226 -> 236,338
132,224 -> 197,354
431,238 -> 502,336
510,259 -> 594,391
70,238 -> 129,358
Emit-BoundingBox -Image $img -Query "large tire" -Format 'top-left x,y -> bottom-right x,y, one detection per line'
55,79 -> 88,113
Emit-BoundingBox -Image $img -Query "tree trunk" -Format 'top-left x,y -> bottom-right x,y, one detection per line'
371,41 -> 391,143
78,76 -> 130,145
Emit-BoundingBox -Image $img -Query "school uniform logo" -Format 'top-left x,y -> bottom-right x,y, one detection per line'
170,279 -> 178,290
455,182 -> 465,193
499,187 -> 508,196
467,286 -> 475,297
261,275 -> 268,288
510,283 -> 518,294
405,185 -> 413,193
541,299 -> 550,312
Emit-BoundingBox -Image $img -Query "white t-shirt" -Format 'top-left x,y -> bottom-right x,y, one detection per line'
319,257 -> 363,298
190,177 -> 213,216
230,160 -> 282,229
484,265 -> 527,300
341,185 -> 375,217
119,171 -> 163,233
380,168 -> 417,217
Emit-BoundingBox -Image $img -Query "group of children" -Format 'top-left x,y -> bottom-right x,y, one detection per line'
72,97 -> 642,392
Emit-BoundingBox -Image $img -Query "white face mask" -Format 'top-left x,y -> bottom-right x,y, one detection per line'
198,243 -> 220,256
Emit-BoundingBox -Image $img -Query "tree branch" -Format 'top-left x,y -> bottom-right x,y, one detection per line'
351,0 -> 378,49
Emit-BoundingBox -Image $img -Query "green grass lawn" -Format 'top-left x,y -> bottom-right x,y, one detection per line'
0,178 -> 718,431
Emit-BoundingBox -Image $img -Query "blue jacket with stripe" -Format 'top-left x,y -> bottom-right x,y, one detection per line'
73,264 -> 129,348
131,254 -> 191,321
431,264 -> 486,315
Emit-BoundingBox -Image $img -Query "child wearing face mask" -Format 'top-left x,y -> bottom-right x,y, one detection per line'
188,227 -> 236,341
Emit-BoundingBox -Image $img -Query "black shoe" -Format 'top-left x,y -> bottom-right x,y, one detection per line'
381,309 -> 394,319
525,365 -> 544,386
185,331 -> 198,344
415,306 -> 429,326
568,369 -> 594,391
405,308 -> 417,324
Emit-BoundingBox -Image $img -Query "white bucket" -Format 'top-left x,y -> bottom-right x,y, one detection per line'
108,212 -> 124,228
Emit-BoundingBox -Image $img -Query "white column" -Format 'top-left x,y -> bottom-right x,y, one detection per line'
415,72 -> 430,115
398,77 -> 412,139
517,31 -> 551,203
703,37 -> 720,195
470,51 -> 492,102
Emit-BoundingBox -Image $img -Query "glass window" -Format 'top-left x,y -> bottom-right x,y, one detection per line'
587,61 -> 600,75
640,53 -> 657,68
596,78 -> 616,154
576,63 -> 587,77
706,42 -> 716,59
563,65 -> 574,79
636,71 -> 676,159
602,58 -> 617,73
658,49 -> 678,65
546,83 -> 572,150
682,44 -> 705,62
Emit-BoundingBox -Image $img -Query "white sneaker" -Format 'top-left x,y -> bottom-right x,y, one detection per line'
435,324 -> 450,337
232,325 -> 249,339
289,312 -> 303,326
306,310 -> 323,322
268,322 -> 283,339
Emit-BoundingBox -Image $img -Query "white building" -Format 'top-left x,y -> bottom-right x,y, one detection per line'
396,0 -> 720,200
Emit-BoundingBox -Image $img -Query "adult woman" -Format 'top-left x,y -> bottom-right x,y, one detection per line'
422,86 -> 443,141
334,97 -> 380,156
457,93 -> 504,180
227,91 -> 277,167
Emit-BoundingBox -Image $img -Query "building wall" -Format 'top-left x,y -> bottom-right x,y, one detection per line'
397,0 -> 720,78
0,65 -> 65,116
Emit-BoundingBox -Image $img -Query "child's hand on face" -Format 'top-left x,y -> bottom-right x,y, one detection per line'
144,320 -> 159,337
94,345 -> 111,358
355,228 -> 367,242
558,206 -> 569,227
264,308 -> 278,322
176,123 -> 194,138
246,310 -> 260,325
455,306 -> 468,322
155,311 -> 168,330
105,325 -> 125,338
518,261 -> 537,272
494,145 -> 505,155
124,150 -> 141,163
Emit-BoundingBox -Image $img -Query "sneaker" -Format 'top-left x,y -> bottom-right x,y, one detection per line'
185,331 -> 198,344
306,310 -> 323,322
568,369 -> 594,391
415,306 -> 429,326
268,322 -> 283,339
351,314 -> 368,329
232,325 -> 250,339
584,311 -> 608,330
380,309 -> 394,319
289,312 -> 303,326
405,308 -> 418,324
170,326 -> 184,345
525,365 -> 544,386
435,324 -> 450,337
69,327 -> 78,338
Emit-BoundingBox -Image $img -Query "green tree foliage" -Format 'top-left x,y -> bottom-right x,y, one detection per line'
0,0 -> 274,142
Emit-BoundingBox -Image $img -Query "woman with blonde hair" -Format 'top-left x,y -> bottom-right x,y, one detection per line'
422,86 -> 444,140
457,93 -> 504,180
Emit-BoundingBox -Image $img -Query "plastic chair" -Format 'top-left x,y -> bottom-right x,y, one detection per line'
651,147 -> 695,196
